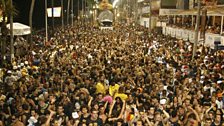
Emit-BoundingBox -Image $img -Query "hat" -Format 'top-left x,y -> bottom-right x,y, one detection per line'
25,61 -> 28,65
20,63 -> 24,67
7,70 -> 12,74
32,51 -> 36,55
13,66 -> 17,70
160,99 -> 167,105
75,102 -> 80,110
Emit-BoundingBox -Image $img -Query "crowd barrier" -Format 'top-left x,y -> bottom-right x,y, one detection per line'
162,26 -> 224,48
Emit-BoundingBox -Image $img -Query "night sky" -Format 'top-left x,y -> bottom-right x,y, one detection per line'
13,0 -> 80,29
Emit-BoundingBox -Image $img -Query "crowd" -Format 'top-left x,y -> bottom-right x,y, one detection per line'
0,22 -> 223,126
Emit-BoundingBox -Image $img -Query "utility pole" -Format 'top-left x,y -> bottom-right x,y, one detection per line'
82,0 -> 84,25
51,0 -> 55,30
67,0 -> 71,25
192,0 -> 201,61
10,0 -> 14,62
78,0 -> 80,24
45,0 -> 48,45
71,0 -> 74,26
61,0 -> 64,30
149,0 -> 152,34
84,0 -> 86,23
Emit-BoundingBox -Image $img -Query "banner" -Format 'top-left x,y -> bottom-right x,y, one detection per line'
182,30 -> 189,41
171,28 -> 176,37
47,7 -> 62,17
176,29 -> 182,39
162,27 -> 166,35
167,27 -> 171,35
221,36 -> 224,45
189,31 -> 194,42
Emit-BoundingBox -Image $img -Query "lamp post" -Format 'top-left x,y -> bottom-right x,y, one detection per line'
10,0 -> 14,62
192,0 -> 201,61
93,5 -> 96,25
78,0 -> 80,24
51,0 -> 54,30
93,5 -> 98,26
149,0 -> 152,34
71,0 -> 74,26
82,0 -> 84,25
45,0 -> 48,45
61,0 -> 64,30
114,6 -> 117,23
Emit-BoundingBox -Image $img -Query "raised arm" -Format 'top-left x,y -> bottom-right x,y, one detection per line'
87,96 -> 93,109
118,100 -> 126,119
108,100 -> 116,117
44,109 -> 56,126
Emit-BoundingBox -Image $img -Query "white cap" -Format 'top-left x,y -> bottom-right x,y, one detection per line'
32,51 -> 36,55
13,66 -> 17,70
25,61 -> 28,65
200,76 -> 205,79
20,63 -> 24,67
75,102 -> 80,110
17,65 -> 21,68
7,70 -> 12,74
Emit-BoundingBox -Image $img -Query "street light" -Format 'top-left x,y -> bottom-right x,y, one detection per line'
149,0 -> 152,34
45,0 -> 48,46
90,10 -> 93,14
93,4 -> 98,26
192,0 -> 201,61
10,0 -> 14,62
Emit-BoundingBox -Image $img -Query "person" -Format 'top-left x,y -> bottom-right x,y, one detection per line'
10,114 -> 25,126
0,21 -> 223,126
79,105 -> 90,124
86,108 -> 103,125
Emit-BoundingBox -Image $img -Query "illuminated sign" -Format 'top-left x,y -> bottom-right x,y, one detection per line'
47,7 -> 62,17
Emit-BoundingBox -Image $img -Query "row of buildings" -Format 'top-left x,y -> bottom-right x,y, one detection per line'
135,0 -> 224,47
137,0 -> 224,29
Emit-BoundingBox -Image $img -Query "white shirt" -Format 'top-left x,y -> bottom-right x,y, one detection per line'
216,100 -> 223,109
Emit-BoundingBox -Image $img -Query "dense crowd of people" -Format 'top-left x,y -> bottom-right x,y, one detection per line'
0,22 -> 223,126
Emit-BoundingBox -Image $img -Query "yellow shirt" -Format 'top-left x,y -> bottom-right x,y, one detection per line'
109,84 -> 120,96
21,68 -> 28,76
114,93 -> 128,101
96,82 -> 106,94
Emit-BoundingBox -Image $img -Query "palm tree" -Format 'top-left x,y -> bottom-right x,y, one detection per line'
29,0 -> 35,44
0,0 -> 17,66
